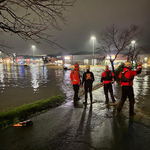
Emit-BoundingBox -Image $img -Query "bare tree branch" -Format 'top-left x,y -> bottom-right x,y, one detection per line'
96,24 -> 142,72
0,0 -> 76,54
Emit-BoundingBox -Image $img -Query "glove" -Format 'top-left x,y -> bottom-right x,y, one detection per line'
138,62 -> 142,68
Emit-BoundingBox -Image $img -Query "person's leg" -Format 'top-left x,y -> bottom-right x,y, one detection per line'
89,84 -> 93,103
84,84 -> 88,103
73,84 -> 78,102
77,84 -> 80,99
117,86 -> 127,113
108,83 -> 116,103
128,86 -> 135,115
104,84 -> 109,104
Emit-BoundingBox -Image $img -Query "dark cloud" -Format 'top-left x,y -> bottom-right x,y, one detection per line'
3,0 -> 150,55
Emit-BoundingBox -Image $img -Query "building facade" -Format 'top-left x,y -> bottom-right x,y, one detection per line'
56,54 -> 150,66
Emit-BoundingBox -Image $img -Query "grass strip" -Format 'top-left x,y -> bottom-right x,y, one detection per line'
0,95 -> 65,129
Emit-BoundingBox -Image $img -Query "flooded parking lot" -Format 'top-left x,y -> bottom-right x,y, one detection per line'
0,64 -> 150,150
0,64 -> 150,125
0,64 -> 102,112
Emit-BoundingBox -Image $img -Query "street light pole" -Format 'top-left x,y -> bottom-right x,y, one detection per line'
32,45 -> 35,59
91,36 -> 96,57
91,36 -> 96,65
131,40 -> 136,65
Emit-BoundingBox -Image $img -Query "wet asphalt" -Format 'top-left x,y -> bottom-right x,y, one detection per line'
0,88 -> 150,150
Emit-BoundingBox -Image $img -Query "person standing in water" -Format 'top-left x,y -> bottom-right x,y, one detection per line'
70,63 -> 81,103
101,65 -> 116,104
81,65 -> 95,105
117,62 -> 142,115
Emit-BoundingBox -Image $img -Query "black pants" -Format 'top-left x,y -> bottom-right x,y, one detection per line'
84,83 -> 93,103
117,86 -> 135,115
104,83 -> 115,103
73,84 -> 79,102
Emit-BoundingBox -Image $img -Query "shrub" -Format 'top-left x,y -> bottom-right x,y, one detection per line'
114,63 -> 124,80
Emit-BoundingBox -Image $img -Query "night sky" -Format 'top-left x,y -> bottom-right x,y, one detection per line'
2,0 -> 150,55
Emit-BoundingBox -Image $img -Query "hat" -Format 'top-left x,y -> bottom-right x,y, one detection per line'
86,65 -> 90,70
124,62 -> 131,67
74,63 -> 79,67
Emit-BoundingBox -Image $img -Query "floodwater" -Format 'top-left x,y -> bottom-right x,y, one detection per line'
0,63 -> 150,125
0,64 -> 102,112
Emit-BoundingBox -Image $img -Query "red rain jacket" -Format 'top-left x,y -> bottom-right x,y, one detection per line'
70,69 -> 80,85
101,69 -> 115,84
119,65 -> 142,86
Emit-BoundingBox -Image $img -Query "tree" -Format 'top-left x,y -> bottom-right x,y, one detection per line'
124,44 -> 147,65
0,40 -> 13,56
97,24 -> 142,72
0,0 -> 76,54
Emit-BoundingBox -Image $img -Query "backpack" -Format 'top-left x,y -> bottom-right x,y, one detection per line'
104,71 -> 112,81
121,71 -> 128,82
121,70 -> 133,83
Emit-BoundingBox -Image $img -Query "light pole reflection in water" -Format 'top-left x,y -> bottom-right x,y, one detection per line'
0,63 -> 4,83
42,66 -> 48,84
30,64 -> 40,91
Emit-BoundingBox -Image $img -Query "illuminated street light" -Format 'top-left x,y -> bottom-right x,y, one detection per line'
91,36 -> 96,57
131,40 -> 136,45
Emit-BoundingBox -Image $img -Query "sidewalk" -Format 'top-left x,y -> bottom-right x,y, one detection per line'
0,88 -> 150,150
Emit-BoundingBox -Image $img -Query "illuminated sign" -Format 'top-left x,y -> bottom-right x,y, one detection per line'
64,56 -> 70,60
112,55 -> 115,59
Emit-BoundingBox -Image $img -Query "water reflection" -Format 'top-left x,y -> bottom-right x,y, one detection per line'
30,64 -> 40,91
0,64 -> 4,83
0,64 -> 150,122
0,64 -> 61,111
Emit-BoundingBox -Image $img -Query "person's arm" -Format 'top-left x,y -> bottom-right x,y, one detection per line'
70,71 -> 73,82
136,63 -> 142,74
92,72 -> 95,83
132,63 -> 142,76
100,72 -> 104,86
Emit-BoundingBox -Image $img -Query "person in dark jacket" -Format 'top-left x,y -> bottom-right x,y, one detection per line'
81,65 -> 94,105
117,62 -> 142,115
70,63 -> 81,103
101,65 -> 116,104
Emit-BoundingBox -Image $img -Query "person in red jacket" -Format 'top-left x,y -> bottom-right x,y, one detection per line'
70,63 -> 81,103
117,62 -> 142,115
101,65 -> 116,104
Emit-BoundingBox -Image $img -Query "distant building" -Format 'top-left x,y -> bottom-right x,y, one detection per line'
56,53 -> 150,66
